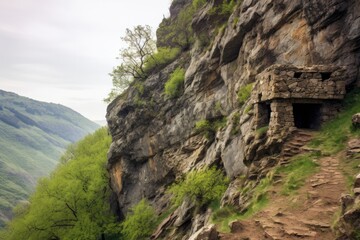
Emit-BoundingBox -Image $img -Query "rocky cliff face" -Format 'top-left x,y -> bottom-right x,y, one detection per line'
106,0 -> 360,238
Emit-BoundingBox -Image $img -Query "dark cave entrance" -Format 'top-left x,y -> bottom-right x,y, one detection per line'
257,102 -> 271,128
293,103 -> 322,129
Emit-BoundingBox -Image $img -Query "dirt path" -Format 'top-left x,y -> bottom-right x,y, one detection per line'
220,150 -> 347,240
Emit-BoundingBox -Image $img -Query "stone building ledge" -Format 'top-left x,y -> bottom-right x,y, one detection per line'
254,64 -> 347,103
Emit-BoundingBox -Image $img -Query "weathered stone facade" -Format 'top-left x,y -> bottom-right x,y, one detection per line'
254,65 -> 346,137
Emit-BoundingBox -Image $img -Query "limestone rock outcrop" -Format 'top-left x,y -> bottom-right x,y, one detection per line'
106,0 -> 360,237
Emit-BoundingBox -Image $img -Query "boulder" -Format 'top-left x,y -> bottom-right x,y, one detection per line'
229,220 -> 245,233
354,173 -> 360,188
346,138 -> 360,158
188,224 -> 219,240
340,194 -> 355,214
174,198 -> 196,227
352,113 -> 360,129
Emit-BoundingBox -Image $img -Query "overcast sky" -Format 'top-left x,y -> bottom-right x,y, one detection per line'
0,0 -> 171,121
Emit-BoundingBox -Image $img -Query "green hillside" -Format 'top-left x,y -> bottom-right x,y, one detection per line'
0,89 -> 99,227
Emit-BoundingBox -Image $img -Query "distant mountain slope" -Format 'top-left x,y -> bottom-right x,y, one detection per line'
0,89 -> 99,227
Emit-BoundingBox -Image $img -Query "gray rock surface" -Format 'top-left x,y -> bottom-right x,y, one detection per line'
106,0 -> 360,237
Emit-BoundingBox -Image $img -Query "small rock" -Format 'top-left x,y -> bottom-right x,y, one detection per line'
188,224 -> 219,240
354,188 -> 360,196
229,220 -> 244,233
347,139 -> 360,158
352,113 -> 360,129
354,173 -> 360,188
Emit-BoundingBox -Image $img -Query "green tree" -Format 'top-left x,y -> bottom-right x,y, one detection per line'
168,168 -> 229,207
121,199 -> 157,240
105,25 -> 156,103
3,128 -> 119,240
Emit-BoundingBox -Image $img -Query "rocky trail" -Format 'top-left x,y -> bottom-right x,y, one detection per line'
220,130 -> 347,240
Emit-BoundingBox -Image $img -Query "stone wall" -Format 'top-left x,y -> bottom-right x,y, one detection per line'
253,65 -> 346,138
255,65 -> 346,102
268,100 -> 295,137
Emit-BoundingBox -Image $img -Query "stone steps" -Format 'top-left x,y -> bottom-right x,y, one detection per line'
279,129 -> 315,164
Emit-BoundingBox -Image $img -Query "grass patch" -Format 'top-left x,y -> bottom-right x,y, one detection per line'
237,83 -> 253,106
143,47 -> 180,74
195,117 -> 227,140
338,155 -> 360,192
256,126 -> 268,139
309,88 -> 360,155
164,67 -> 185,98
231,112 -> 240,135
277,153 -> 320,195
212,172 -> 273,232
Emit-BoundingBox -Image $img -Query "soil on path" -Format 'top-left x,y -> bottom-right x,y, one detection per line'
220,132 -> 347,240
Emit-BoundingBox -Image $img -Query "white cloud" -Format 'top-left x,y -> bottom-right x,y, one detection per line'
0,0 -> 170,121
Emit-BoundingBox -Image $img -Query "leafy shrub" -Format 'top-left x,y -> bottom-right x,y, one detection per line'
121,199 -> 157,240
192,0 -> 206,10
209,0 -> 237,22
168,168 -> 229,207
237,83 -> 253,106
156,4 -> 194,50
220,0 -> 236,16
231,112 -> 240,135
165,67 -> 185,98
195,117 -> 227,140
256,126 -> 269,139
143,47 -> 181,74
195,120 -> 212,133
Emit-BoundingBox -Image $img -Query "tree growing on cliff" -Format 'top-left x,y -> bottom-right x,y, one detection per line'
105,25 -> 156,103
2,128 -> 120,240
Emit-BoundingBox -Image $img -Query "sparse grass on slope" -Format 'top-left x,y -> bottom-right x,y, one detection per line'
277,153 -> 320,195
309,88 -> 360,155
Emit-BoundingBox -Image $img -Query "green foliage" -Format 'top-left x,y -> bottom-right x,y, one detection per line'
215,101 -> 222,113
255,126 -> 269,139
195,117 -> 227,140
2,128 -> 118,239
208,0 -> 238,28
156,4 -> 195,50
105,25 -> 156,103
244,104 -> 253,114
195,120 -> 212,132
277,153 -> 319,195
220,0 -> 237,16
121,199 -> 157,240
237,83 -> 253,106
231,112 -> 241,135
164,67 -> 185,98
192,0 -> 206,9
212,173 -> 271,232
309,88 -> 360,155
143,47 -> 181,74
168,168 -> 229,208
0,90 -> 99,227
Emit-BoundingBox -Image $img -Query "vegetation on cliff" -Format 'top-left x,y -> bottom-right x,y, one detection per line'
0,90 -> 99,228
168,168 -> 229,208
0,128 -> 118,240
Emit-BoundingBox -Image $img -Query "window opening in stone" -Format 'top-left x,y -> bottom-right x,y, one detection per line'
294,72 -> 302,78
293,103 -> 321,129
321,72 -> 331,81
257,102 -> 271,128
